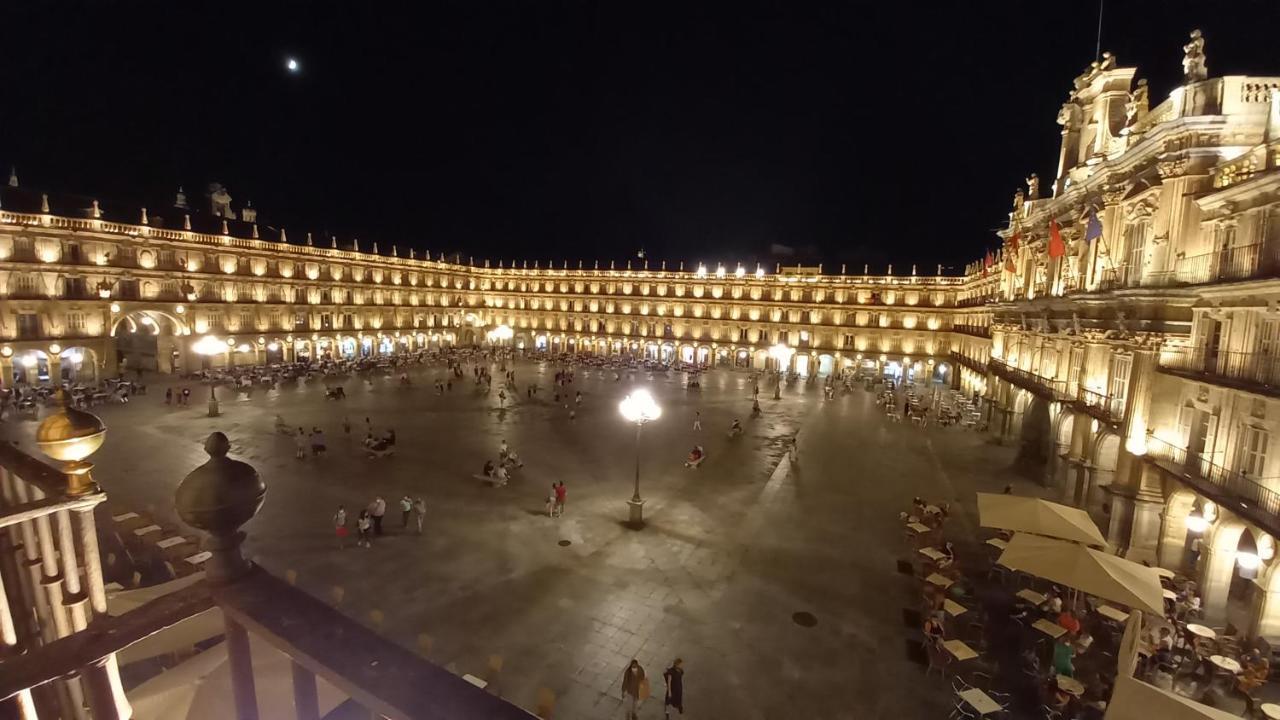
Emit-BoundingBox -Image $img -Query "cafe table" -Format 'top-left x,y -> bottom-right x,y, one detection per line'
943,639 -> 979,662
1162,588 -> 1177,601
1055,674 -> 1085,696
1016,589 -> 1046,606
1153,566 -> 1176,579
1259,703 -> 1280,719
919,546 -> 947,562
1033,618 -> 1069,639
907,522 -> 931,534
925,573 -> 954,589
1186,623 -> 1217,640
957,688 -> 1003,716
1097,605 -> 1130,623
1209,655 -> 1242,674
943,599 -> 968,617
985,537 -> 1007,550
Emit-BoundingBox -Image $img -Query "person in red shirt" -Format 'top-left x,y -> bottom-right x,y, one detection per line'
554,481 -> 567,517
1057,610 -> 1082,635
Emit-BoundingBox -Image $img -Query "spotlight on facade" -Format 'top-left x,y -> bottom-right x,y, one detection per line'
735,266 -> 746,278
1185,507 -> 1208,534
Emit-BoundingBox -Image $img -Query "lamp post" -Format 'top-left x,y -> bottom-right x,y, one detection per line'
193,336 -> 224,417
619,388 -> 661,527
769,343 -> 795,400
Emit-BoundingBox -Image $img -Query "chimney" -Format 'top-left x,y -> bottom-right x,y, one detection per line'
240,201 -> 257,223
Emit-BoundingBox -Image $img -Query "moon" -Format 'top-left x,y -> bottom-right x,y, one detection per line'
286,58 -> 299,72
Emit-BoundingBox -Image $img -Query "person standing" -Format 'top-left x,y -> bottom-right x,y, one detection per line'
334,505 -> 348,549
692,411 -> 701,431
545,484 -> 557,517
342,416 -> 352,437
371,496 -> 386,535
400,496 -> 413,528
621,659 -> 649,720
413,497 -> 426,534
356,510 -> 373,548
554,481 -> 566,517
295,428 -> 308,460
663,659 -> 684,718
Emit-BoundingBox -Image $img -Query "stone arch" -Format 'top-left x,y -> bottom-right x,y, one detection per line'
111,308 -> 189,373
57,345 -> 101,384
1201,518 -> 1251,625
1157,488 -> 1199,572
1014,394 -> 1052,476
1256,551 -> 1280,639
1047,407 -> 1077,491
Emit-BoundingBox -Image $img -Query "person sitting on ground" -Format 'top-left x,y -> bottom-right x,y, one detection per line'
729,418 -> 742,435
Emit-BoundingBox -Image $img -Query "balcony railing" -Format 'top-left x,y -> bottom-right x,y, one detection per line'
1146,436 -> 1280,537
1159,347 -> 1280,396
0,420 -> 533,720
1076,387 -> 1125,423
952,324 -> 992,338
986,358 -> 1125,425
949,350 -> 988,375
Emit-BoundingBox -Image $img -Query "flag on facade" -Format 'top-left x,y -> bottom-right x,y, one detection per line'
1084,209 -> 1103,244
984,249 -> 994,274
1048,219 -> 1066,258
1008,230 -> 1020,253
1004,255 -> 1016,273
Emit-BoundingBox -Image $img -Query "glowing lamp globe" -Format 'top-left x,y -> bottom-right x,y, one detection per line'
619,389 -> 661,424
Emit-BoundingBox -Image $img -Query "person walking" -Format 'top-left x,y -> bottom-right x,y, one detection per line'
342,416 -> 352,437
545,484 -> 557,517
692,411 -> 701,431
181,386 -> 191,405
165,387 -> 173,405
333,505 -> 348,549
554,481 -> 566,518
356,510 -> 373,548
413,497 -> 426,534
294,428 -> 308,460
621,659 -> 649,720
371,496 -> 386,535
400,496 -> 413,528
663,658 -> 684,718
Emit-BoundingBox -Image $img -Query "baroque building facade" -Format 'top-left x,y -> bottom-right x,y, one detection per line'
6,31 -> 1280,638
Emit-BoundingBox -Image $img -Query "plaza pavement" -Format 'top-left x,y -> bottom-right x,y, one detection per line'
2,359 -> 1041,719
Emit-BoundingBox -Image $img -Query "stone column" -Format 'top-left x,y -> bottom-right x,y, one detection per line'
0,356 -> 13,389
46,355 -> 61,386
1107,350 -> 1164,562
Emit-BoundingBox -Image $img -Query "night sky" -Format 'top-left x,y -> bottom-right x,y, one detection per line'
3,1 -> 1278,274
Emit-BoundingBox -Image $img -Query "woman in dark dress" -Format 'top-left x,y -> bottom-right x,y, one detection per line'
663,658 -> 684,716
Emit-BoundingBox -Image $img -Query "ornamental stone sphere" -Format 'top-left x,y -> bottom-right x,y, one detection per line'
175,432 -> 265,536
36,396 -> 106,463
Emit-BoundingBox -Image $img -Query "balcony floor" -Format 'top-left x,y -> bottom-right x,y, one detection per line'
4,360 -> 1035,719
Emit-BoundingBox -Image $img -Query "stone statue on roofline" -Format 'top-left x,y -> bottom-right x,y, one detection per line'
1012,188 -> 1024,215
1025,173 -> 1040,200
1183,29 -> 1207,82
207,183 -> 233,218
1124,79 -> 1149,129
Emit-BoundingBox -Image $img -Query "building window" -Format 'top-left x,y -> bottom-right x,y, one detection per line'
1124,219 -> 1149,286
13,274 -> 40,296
67,312 -> 85,333
16,313 -> 41,339
1108,354 -> 1132,409
1238,425 -> 1270,478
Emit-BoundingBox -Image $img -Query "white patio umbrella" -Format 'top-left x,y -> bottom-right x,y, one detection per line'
996,533 -> 1165,615
107,573 -> 225,665
128,632 -> 347,720
1105,674 -> 1241,720
1116,612 -> 1144,677
977,492 -> 1108,548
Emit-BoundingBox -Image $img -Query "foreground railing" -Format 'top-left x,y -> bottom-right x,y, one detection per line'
1146,436 -> 1280,536
1159,346 -> 1280,396
0,418 -> 532,720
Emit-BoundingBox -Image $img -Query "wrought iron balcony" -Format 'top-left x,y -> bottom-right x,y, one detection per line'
986,358 -> 1125,425
951,324 -> 992,338
1159,346 -> 1280,397
1146,435 -> 1280,538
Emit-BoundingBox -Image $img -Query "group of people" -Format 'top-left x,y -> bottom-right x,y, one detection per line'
620,658 -> 686,719
334,495 -> 426,548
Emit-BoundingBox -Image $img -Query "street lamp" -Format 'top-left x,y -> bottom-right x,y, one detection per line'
488,324 -> 513,345
769,343 -> 795,399
192,336 -> 224,416
619,388 -> 662,527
